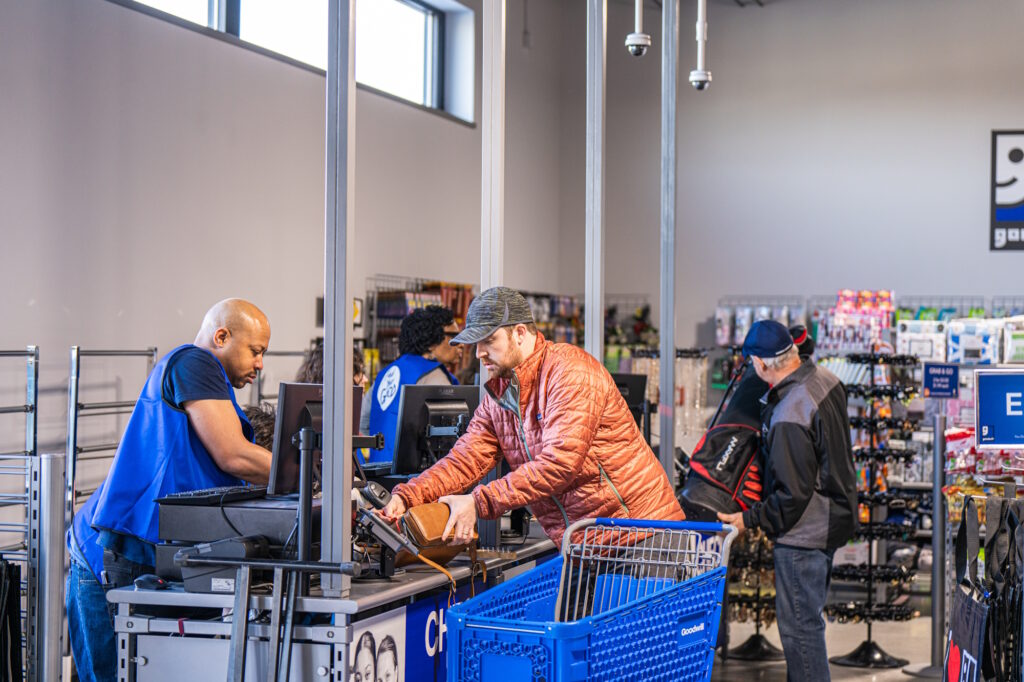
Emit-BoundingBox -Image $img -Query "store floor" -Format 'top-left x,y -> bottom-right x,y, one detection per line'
711,616 -> 933,681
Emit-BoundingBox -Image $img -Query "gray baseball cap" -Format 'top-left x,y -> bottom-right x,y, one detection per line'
449,286 -> 535,345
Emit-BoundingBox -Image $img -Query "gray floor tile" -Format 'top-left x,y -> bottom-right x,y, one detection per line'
710,617 -> 934,681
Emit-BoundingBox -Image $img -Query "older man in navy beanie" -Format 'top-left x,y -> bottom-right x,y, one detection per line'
719,320 -> 855,681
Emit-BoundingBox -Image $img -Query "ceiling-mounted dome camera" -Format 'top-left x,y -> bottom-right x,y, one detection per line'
625,0 -> 651,57
625,32 -> 652,58
691,0 -> 711,92
689,69 -> 711,90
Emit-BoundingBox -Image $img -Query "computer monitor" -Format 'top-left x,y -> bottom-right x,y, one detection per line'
268,382 -> 324,496
392,385 -> 481,475
611,372 -> 648,428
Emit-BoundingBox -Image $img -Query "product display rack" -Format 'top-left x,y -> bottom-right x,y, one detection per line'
522,291 -> 581,346
829,352 -> 920,669
365,274 -> 475,369
725,529 -> 785,661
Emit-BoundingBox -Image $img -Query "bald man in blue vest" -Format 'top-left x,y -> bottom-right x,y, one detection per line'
66,299 -> 274,682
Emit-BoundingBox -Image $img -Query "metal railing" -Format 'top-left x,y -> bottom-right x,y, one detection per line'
64,347 -> 156,529
0,347 -> 40,680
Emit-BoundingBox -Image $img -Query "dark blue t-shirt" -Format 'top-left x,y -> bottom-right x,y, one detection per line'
97,347 -> 234,570
162,347 -> 232,408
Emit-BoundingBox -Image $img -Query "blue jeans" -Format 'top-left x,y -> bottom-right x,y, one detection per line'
774,544 -> 833,682
66,558 -> 116,682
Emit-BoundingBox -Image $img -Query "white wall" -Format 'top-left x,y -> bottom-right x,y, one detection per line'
503,0 -> 566,294
560,0 -> 1024,345
0,0 -> 567,452
0,0 -> 328,451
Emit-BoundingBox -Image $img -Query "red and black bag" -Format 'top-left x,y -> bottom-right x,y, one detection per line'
678,365 -> 767,522
678,422 -> 764,521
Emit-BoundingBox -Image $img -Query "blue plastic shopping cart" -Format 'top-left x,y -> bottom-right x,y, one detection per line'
447,518 -> 737,681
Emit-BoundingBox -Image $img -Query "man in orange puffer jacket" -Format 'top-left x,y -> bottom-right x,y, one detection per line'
380,287 -> 683,547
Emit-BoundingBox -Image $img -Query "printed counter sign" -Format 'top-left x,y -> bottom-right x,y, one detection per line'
975,369 -> 1024,448
923,362 -> 959,399
991,130 -> 1024,250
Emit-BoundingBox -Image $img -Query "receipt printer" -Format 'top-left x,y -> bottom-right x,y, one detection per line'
175,536 -> 269,594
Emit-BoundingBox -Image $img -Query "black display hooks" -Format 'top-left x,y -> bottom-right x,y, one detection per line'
830,351 -> 920,669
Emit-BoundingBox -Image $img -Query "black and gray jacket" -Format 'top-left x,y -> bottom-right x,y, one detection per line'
741,359 -> 857,550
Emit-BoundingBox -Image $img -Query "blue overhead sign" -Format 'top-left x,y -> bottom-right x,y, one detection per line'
923,363 -> 959,399
976,369 -> 1024,449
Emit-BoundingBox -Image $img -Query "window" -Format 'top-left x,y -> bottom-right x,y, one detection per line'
239,0 -> 329,72
115,0 -> 474,123
355,0 -> 440,108
135,0 -> 208,26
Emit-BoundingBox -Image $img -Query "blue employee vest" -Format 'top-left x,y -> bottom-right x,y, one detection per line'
70,344 -> 251,579
367,354 -> 456,465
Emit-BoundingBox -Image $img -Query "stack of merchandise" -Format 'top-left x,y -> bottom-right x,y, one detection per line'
714,303 -> 805,348
630,349 -> 661,406
943,427 -> 1024,527
374,290 -> 444,318
816,290 -> 894,355
521,293 -> 579,345
1003,316 -> 1024,363
421,281 -> 474,326
622,348 -> 707,453
675,349 -> 708,455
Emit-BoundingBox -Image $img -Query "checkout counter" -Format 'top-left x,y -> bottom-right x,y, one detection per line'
109,524 -> 554,681
108,382 -> 557,682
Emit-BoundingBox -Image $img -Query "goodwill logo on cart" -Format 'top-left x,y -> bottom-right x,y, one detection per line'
677,615 -> 707,648
991,130 -> 1024,250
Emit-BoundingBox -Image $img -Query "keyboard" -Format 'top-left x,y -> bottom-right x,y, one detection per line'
156,485 -> 268,506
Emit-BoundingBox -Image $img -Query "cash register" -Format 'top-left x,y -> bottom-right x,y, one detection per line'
365,384 -> 480,489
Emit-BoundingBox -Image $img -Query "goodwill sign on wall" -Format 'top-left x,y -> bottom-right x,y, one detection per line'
992,130 -> 1024,250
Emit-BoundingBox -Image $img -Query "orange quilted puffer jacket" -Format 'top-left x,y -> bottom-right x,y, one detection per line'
391,334 -> 683,548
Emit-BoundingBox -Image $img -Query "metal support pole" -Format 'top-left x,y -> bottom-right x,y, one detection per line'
478,0 -> 507,551
658,0 -> 679,478
29,453 -> 66,682
296,427 -> 315,596
903,412 -> 946,678
64,347 -> 81,531
227,565 -> 253,682
26,346 -> 38,458
322,0 -> 356,597
584,0 -> 606,359
266,567 -> 285,682
480,0 -> 505,294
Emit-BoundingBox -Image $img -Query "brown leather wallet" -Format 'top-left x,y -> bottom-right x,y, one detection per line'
395,502 -> 477,568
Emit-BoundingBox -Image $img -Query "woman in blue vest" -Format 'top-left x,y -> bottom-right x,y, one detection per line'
366,305 -> 462,464
65,299 -> 274,682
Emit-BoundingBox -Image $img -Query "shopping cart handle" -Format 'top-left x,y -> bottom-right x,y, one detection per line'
594,517 -> 726,533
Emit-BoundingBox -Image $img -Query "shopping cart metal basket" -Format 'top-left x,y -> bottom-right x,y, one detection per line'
447,518 -> 737,681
